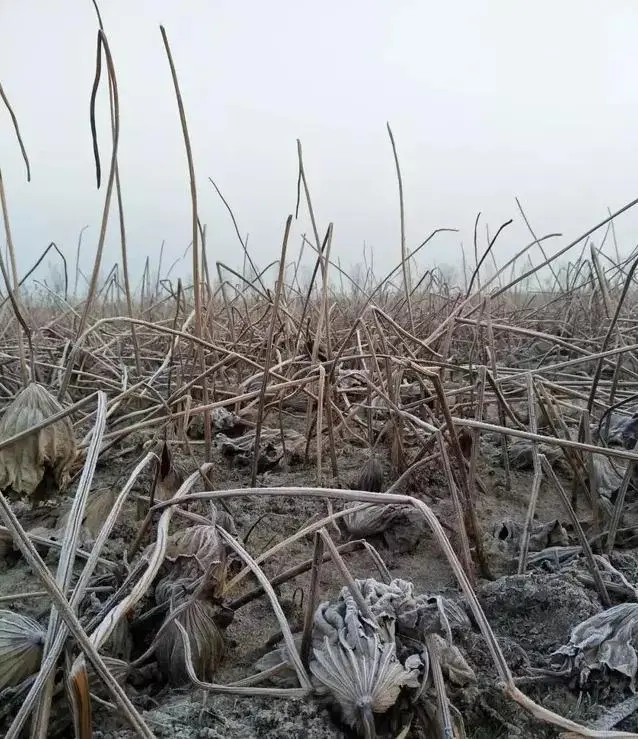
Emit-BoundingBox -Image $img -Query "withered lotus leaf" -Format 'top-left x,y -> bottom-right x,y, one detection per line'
254,578 -> 474,734
551,603 -> 638,690
354,455 -> 385,493
0,529 -> 13,559
154,597 -> 225,685
311,583 -> 423,732
161,524 -> 228,595
0,609 -> 46,690
0,383 -> 76,501
342,503 -> 402,539
86,656 -> 130,698
311,633 -> 420,731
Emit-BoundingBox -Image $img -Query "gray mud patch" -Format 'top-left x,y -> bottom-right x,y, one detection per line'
95,694 -> 347,739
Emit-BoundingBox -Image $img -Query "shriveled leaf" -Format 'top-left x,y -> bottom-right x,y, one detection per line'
599,412 -> 638,449
146,518 -> 230,601
343,507 -> 428,553
217,427 -> 306,470
551,603 -> 638,689
154,442 -> 190,501
154,598 -> 225,685
254,578 -> 471,734
0,529 -> 13,559
104,616 -> 133,661
490,518 -> 569,553
593,453 -> 630,500
0,383 -> 76,502
429,633 -> 476,686
353,577 -> 471,641
165,524 -> 226,581
342,503 -> 402,539
0,609 -> 46,690
188,406 -> 247,439
86,655 -> 130,698
507,439 -> 562,471
354,456 -> 385,493
311,633 -> 420,730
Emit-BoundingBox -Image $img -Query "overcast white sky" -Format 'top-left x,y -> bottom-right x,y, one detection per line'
1,1 -> 638,290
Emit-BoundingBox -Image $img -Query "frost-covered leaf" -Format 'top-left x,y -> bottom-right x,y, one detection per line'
599,412 -> 638,449
0,383 -> 76,502
311,632 -> 419,731
551,603 -> 638,689
149,515 -> 233,598
217,427 -> 306,470
593,454 -> 630,500
0,609 -> 45,690
154,597 -> 225,685
342,504 -> 402,539
507,439 -> 562,471
429,632 -> 476,686
490,518 -> 569,552
254,578 -> 473,734
58,486 -> 117,546
354,456 -> 385,493
86,656 -> 130,698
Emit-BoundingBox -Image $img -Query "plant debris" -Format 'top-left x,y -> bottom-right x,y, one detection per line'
0,383 -> 76,504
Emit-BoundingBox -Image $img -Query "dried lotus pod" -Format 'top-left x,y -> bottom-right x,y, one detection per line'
0,609 -> 46,689
154,597 -> 225,685
0,383 -> 76,503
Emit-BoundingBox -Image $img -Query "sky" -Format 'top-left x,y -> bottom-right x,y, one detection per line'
1,1 -> 638,293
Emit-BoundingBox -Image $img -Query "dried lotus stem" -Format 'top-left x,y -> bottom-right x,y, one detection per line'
425,633 -> 454,738
31,390 -> 107,738
7,449 -> 155,739
300,533 -> 324,670
518,373 -> 542,575
540,455 -> 611,607
0,170 -> 29,386
319,528 -> 375,622
216,525 -> 311,690
175,620 -> 310,698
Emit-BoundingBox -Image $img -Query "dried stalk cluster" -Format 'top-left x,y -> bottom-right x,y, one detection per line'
2,44 -> 638,739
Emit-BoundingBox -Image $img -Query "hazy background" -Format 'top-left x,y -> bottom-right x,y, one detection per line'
1,0 -> 638,291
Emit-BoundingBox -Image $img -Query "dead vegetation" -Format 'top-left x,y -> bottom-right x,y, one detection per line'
3,10 -> 638,739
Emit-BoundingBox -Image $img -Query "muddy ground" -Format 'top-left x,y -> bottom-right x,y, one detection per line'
2,407 -> 638,739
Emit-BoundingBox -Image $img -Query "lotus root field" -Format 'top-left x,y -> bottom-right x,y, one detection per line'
3,20 -> 638,739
